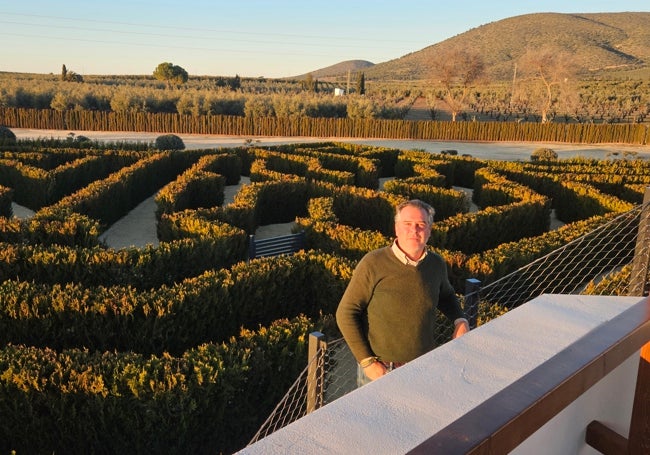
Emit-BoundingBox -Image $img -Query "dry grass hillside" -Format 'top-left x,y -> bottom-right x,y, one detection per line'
320,12 -> 650,83
291,59 -> 375,80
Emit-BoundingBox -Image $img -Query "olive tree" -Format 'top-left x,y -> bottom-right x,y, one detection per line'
431,49 -> 485,121
515,46 -> 575,123
153,62 -> 189,87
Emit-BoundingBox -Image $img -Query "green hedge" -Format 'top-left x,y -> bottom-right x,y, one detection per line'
0,150 -> 142,209
0,251 -> 353,356
49,151 -> 198,228
0,141 -> 646,453
0,235 -> 248,289
0,316 -> 317,455
155,156 -> 228,219
0,207 -> 101,247
382,180 -> 468,221
0,185 -> 13,218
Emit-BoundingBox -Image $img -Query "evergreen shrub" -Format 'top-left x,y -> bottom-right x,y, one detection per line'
0,125 -> 16,145
155,134 -> 185,150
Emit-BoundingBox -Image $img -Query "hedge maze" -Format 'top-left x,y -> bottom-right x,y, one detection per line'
0,140 -> 649,453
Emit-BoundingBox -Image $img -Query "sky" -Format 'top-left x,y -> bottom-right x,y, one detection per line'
1,1 -> 648,79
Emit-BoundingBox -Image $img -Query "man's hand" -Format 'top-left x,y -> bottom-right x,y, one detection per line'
452,320 -> 470,339
363,360 -> 388,381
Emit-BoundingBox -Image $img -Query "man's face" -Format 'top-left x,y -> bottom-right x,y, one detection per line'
394,205 -> 431,258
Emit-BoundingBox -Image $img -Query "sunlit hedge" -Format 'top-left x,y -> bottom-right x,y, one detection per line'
1,107 -> 648,144
0,139 -> 646,453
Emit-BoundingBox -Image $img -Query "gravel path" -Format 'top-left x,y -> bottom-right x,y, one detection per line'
12,128 -> 650,161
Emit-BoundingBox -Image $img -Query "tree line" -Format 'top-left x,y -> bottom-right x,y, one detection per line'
0,55 -> 648,125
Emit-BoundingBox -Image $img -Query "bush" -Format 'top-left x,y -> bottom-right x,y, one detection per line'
531,147 -> 558,161
155,134 -> 185,151
0,125 -> 16,145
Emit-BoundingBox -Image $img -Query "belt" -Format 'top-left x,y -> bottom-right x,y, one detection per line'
381,361 -> 405,371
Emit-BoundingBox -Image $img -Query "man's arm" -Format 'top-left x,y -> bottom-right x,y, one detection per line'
436,257 -> 469,338
335,258 -> 376,363
452,319 -> 470,338
336,294 -> 374,362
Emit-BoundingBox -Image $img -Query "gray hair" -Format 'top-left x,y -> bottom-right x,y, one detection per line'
394,199 -> 435,225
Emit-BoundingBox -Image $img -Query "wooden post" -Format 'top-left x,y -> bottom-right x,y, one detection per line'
586,297 -> 650,455
628,341 -> 650,454
306,332 -> 326,414
464,278 -> 481,329
629,187 -> 650,296
586,420 -> 628,454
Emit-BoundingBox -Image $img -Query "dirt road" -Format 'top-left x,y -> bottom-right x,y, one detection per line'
12,128 -> 650,161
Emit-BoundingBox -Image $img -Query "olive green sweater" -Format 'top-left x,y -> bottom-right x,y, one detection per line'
336,246 -> 464,364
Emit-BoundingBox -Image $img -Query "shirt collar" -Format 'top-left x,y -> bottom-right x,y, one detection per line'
391,240 -> 428,266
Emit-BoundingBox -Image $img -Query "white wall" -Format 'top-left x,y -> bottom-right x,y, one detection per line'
512,353 -> 638,455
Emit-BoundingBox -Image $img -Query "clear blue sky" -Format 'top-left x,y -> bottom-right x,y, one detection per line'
1,1 -> 647,78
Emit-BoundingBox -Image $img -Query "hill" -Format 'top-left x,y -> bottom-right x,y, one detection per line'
290,59 -> 375,80
311,12 -> 650,82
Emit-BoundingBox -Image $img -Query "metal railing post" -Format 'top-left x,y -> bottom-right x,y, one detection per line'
248,234 -> 256,260
629,187 -> 650,296
306,331 -> 326,414
464,278 -> 482,329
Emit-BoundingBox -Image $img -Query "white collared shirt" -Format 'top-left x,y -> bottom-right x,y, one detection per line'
391,239 -> 427,266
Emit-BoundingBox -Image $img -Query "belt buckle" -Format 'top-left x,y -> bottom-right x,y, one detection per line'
382,361 -> 399,371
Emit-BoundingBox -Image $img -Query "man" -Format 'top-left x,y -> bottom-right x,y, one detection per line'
336,199 -> 469,383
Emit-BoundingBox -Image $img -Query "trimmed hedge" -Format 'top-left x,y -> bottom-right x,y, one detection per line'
1,107 -> 648,144
0,185 -> 13,218
0,251 -> 353,356
0,316 -> 317,455
0,140 -> 646,453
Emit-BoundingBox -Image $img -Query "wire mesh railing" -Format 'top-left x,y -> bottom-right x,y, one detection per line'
247,196 -> 650,447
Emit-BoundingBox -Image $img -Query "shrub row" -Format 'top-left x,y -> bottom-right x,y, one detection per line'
0,235 -> 248,289
554,181 -> 636,222
1,107 -> 648,144
49,151 -> 196,228
487,159 -> 647,219
396,149 -> 484,188
0,150 -> 142,209
383,180 -> 468,221
154,152 -> 241,219
0,185 -> 13,217
249,146 -> 380,188
425,167 -> 551,254
0,141 -> 644,453
0,316 -> 321,455
0,207 -> 102,247
0,251 -> 352,356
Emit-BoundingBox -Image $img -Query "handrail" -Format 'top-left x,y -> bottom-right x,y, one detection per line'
407,296 -> 650,454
